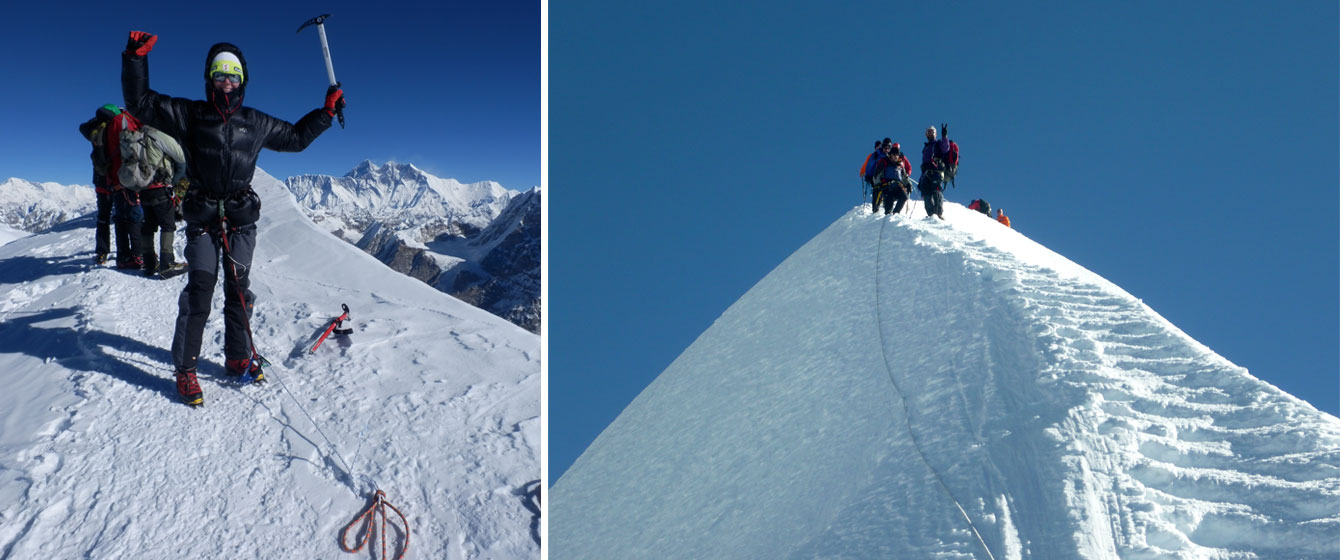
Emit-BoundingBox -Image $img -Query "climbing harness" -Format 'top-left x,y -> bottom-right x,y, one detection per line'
874,217 -> 997,560
340,489 -> 411,560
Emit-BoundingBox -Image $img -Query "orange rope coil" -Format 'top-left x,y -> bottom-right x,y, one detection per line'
340,490 -> 411,560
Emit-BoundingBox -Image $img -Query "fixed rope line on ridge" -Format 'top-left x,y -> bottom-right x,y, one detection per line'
874,214 -> 998,560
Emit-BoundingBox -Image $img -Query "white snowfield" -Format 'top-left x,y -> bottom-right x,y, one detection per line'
552,201 -> 1340,559
0,170 -> 540,559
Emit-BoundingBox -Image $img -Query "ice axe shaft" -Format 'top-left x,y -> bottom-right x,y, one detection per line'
297,14 -> 338,85
311,303 -> 351,353
298,14 -> 344,128
316,24 -> 337,85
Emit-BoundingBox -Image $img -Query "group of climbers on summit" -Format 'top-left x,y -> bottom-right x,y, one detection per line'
862,138 -> 912,216
860,123 -> 1006,227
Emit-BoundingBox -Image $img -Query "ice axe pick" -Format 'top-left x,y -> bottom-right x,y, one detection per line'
297,13 -> 345,128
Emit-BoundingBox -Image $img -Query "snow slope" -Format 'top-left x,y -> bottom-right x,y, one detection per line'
0,170 -> 540,559
0,224 -> 28,247
551,201 -> 1340,559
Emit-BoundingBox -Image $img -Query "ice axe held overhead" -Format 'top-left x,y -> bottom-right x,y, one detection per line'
298,13 -> 346,128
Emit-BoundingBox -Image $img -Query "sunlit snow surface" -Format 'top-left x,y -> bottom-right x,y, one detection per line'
0,224 -> 28,247
552,201 -> 1340,559
0,171 -> 539,559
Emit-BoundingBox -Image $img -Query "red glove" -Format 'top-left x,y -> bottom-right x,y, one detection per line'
324,85 -> 346,117
126,31 -> 157,56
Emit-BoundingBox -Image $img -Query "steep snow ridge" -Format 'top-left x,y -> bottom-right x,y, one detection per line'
0,170 -> 540,559
551,201 -> 1340,559
0,178 -> 96,233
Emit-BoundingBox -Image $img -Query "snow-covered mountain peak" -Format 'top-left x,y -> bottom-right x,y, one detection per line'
345,158 -> 384,178
288,161 -> 513,234
552,201 -> 1340,559
0,177 -> 96,233
344,160 -> 428,182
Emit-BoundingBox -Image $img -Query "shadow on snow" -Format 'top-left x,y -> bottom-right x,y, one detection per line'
0,307 -> 177,401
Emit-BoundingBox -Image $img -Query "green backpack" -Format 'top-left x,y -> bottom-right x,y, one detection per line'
115,113 -> 186,191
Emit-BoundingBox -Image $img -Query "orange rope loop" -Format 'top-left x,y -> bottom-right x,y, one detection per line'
340,490 -> 411,560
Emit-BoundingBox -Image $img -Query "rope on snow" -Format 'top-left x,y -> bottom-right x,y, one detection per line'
874,216 -> 997,560
340,489 -> 411,560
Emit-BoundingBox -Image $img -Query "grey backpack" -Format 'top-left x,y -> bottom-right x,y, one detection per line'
117,114 -> 186,191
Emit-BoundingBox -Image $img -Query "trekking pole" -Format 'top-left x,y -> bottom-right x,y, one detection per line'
298,14 -> 345,128
907,177 -> 919,216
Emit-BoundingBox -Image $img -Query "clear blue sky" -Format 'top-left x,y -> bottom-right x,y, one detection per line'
6,1 -> 538,190
550,1 -> 1339,481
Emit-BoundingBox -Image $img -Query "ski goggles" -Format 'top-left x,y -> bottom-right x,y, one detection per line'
211,72 -> 242,84
209,58 -> 245,85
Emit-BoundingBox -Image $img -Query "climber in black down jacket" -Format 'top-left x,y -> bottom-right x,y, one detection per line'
121,30 -> 345,406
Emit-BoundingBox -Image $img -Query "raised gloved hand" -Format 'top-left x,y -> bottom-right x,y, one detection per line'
941,123 -> 948,139
126,31 -> 157,57
324,84 -> 346,117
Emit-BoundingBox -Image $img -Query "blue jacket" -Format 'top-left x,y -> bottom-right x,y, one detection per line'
880,156 -> 907,184
863,150 -> 882,182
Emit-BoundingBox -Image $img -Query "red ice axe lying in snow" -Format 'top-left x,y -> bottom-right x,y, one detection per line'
311,303 -> 352,352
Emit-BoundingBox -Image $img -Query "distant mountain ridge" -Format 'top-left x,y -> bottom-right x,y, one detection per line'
438,187 -> 541,332
285,161 -> 540,333
286,160 -> 514,239
0,178 -> 96,233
